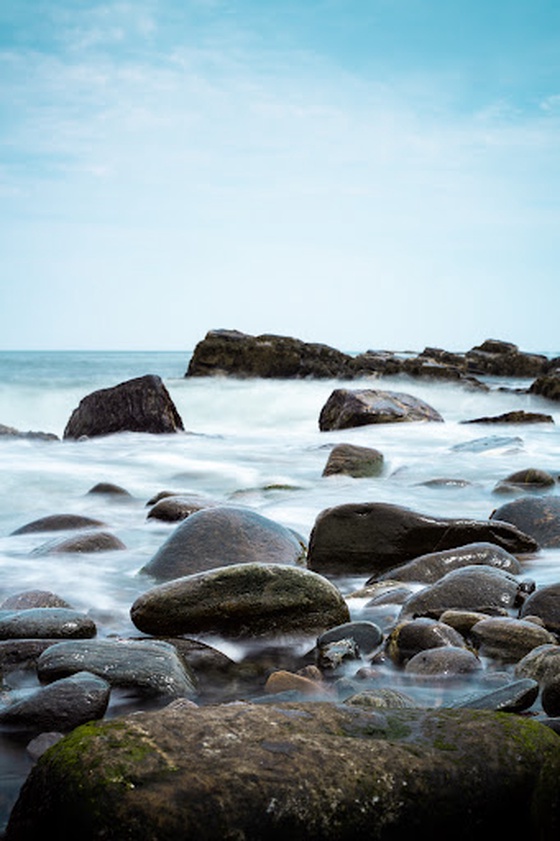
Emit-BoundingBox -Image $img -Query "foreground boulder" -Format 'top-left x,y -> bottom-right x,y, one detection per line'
186,329 -> 356,378
319,388 -> 443,430
7,701 -> 560,840
307,502 -> 538,576
131,563 -> 350,638
141,506 -> 305,582
63,375 -> 184,439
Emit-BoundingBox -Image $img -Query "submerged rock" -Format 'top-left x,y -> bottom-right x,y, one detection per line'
11,514 -> 105,535
63,374 -> 184,439
7,701 -> 560,840
131,563 -> 350,639
0,423 -> 58,441
493,468 -> 556,495
322,443 -> 384,478
318,388 -> 443,430
141,506 -> 306,582
307,502 -> 538,576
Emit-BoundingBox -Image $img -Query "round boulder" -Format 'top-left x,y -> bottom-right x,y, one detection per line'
140,506 -> 306,582
322,443 -> 384,478
519,583 -> 560,634
490,496 -> 560,547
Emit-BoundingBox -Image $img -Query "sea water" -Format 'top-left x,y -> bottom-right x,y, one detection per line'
0,349 -> 559,826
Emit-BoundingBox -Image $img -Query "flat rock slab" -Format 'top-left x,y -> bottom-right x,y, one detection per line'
6,701 -> 560,839
319,388 -> 443,430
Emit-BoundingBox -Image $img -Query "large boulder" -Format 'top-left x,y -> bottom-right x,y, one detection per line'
186,329 -> 356,378
140,506 -> 306,582
465,340 -> 547,377
318,388 -> 443,430
63,375 -> 184,439
130,563 -> 350,638
6,701 -> 560,840
307,502 -> 538,576
530,373 -> 560,401
490,496 -> 560,547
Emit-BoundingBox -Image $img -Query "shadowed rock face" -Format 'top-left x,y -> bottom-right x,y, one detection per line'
63,375 -> 184,439
185,329 -> 357,378
6,701 -> 560,840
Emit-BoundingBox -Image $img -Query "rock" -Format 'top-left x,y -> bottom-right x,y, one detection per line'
451,435 -> 524,453
0,423 -> 58,441
0,609 -> 96,640
306,502 -> 538,576
493,468 -> 556,495
377,542 -> 522,584
351,350 -> 404,376
36,638 -> 196,700
11,514 -> 105,535
491,496 -> 560,547
542,677 -> 560,717
317,621 -> 383,656
318,388 -> 443,430
26,732 -> 64,761
141,506 -> 306,582
0,640 -> 60,673
519,583 -> 560,633
33,532 -> 126,555
465,340 -> 547,377
86,482 -> 132,497
462,410 -> 554,424
398,565 -> 523,621
130,563 -> 350,639
470,617 -> 557,663
453,678 -> 540,713
63,374 -> 184,439
386,618 -> 467,665
322,443 -> 384,478
7,702 -> 560,840
146,494 -> 218,522
345,688 -> 416,708
515,644 -> 560,686
530,373 -> 560,401
316,638 -> 360,672
404,646 -> 482,676
264,670 -> 328,698
0,591 -> 72,610
0,671 -> 110,733
186,329 -> 356,378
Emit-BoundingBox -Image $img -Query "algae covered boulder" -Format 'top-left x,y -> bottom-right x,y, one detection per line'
131,563 -> 350,638
7,701 -> 560,840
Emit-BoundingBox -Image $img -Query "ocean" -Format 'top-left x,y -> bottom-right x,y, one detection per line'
0,348 -> 559,826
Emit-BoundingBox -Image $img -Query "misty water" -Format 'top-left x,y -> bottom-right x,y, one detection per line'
0,349 -> 559,828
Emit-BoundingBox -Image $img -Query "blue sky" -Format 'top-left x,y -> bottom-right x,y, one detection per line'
1,0 -> 559,352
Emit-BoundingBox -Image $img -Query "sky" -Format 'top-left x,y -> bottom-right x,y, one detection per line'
1,0 -> 559,353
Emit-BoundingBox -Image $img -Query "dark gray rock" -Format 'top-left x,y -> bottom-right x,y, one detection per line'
542,677 -> 560,717
462,410 -> 554,425
515,644 -> 560,686
33,531 -> 126,555
377,542 -> 522,584
322,443 -> 384,478
131,563 -> 350,639
307,502 -> 538,576
0,423 -> 58,441
465,340 -> 547,377
490,495 -> 560,547
386,617 -> 467,665
0,671 -> 110,732
318,388 -> 443,431
36,638 -> 197,699
63,374 -> 184,439
86,482 -> 132,497
404,646 -> 482,676
0,591 -> 72,610
146,494 -> 219,523
317,621 -> 383,655
186,329 -> 356,378
470,616 -> 557,663
11,514 -> 105,535
7,701 -> 560,840
519,583 -> 560,633
452,678 -> 540,712
493,468 -> 556,494
530,373 -> 560,401
0,608 -> 96,640
141,506 -> 306,582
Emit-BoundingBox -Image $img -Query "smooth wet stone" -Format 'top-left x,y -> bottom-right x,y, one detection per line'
322,443 -> 384,478
0,640 -> 63,673
131,563 -> 350,639
317,621 -> 383,655
33,531 -> 126,555
264,670 -> 329,698
404,646 -> 482,676
141,506 -> 306,582
10,514 -> 105,535
36,639 -> 196,699
7,702 -> 560,840
146,494 -> 218,522
493,468 -> 556,495
491,495 -> 560,547
345,688 -> 416,708
377,542 -> 522,584
318,388 -> 443,430
0,591 -> 72,610
470,616 -> 557,664
515,644 -> 560,686
438,608 -> 507,638
63,374 -> 184,439
86,482 -> 132,497
26,732 -> 64,761
398,565 -> 523,621
0,609 -> 96,640
452,678 -> 540,713
519,583 -> 560,633
307,502 -> 538,577
0,671 -> 110,733
385,617 -> 466,665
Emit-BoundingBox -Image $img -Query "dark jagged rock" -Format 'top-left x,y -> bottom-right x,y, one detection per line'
462,410 -> 554,425
465,340 -> 547,377
63,374 -> 184,439
307,502 -> 538,576
318,388 -> 443,431
7,702 -> 560,840
0,424 -> 58,441
186,329 -> 356,379
530,373 -> 560,401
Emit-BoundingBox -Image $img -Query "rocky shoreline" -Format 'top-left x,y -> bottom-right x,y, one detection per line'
2,331 -> 560,837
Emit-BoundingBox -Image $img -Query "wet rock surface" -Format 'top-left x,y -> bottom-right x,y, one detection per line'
318,388 -> 443,430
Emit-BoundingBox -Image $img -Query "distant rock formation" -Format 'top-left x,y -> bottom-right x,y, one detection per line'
63,375 -> 184,439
